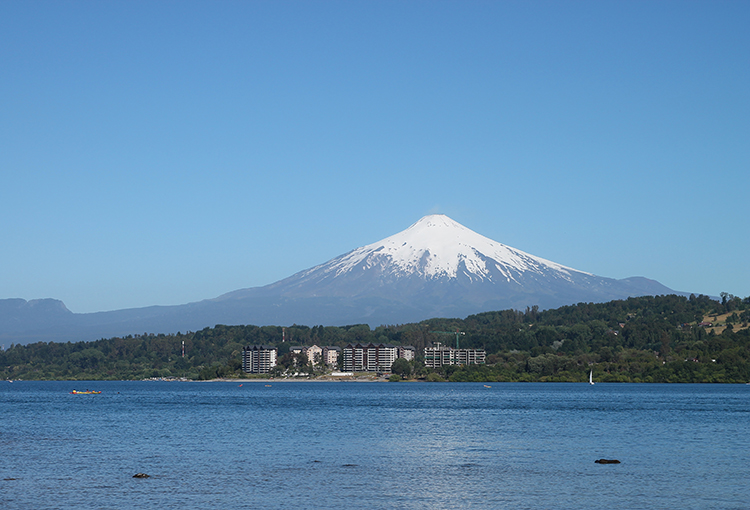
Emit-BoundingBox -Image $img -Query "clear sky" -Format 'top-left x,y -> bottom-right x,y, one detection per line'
1,0 -> 748,314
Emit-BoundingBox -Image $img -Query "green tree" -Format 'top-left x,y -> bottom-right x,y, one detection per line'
390,358 -> 412,379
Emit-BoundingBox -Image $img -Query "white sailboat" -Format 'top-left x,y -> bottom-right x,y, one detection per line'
589,369 -> 595,385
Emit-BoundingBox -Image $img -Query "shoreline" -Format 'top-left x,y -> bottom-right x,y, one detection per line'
200,375 -> 390,383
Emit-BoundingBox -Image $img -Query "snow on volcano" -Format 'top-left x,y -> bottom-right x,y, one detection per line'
298,214 -> 591,285
1,215 -> 685,344
217,213 -> 680,324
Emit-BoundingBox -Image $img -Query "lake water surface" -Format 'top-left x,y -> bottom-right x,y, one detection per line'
1,381 -> 748,509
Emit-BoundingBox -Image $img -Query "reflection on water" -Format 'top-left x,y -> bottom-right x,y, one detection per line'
1,381 -> 749,509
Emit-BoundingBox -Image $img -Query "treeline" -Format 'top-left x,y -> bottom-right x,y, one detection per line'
1,293 -> 749,382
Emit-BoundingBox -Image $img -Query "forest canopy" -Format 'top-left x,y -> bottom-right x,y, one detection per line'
1,293 -> 749,383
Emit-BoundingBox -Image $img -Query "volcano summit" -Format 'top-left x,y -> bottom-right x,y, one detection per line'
1,214 -> 682,344
218,214 -> 679,323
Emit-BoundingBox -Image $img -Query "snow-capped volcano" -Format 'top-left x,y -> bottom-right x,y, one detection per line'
307,214 -> 589,284
2,214 -> 684,344
221,214 -> 679,321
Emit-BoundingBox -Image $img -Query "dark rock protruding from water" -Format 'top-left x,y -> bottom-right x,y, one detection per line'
133,473 -> 150,478
594,459 -> 621,464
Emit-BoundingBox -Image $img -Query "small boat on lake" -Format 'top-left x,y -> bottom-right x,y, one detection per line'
589,370 -> 595,385
70,390 -> 101,394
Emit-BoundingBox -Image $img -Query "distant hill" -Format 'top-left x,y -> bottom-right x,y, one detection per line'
2,294 -> 748,383
0,215 -> 689,345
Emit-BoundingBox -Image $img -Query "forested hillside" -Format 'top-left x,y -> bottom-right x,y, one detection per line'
1,293 -> 749,383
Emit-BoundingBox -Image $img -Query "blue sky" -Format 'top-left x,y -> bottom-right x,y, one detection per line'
1,0 -> 748,314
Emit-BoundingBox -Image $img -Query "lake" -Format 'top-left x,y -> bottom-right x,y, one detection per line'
1,381 -> 749,509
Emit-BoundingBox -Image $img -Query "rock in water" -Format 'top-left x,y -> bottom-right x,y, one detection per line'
133,473 -> 150,478
594,459 -> 621,464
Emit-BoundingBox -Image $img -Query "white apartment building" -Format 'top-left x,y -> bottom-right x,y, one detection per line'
342,343 -> 404,372
398,346 -> 416,361
242,345 -> 278,374
424,342 -> 485,368
306,344 -> 323,365
323,346 -> 340,366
